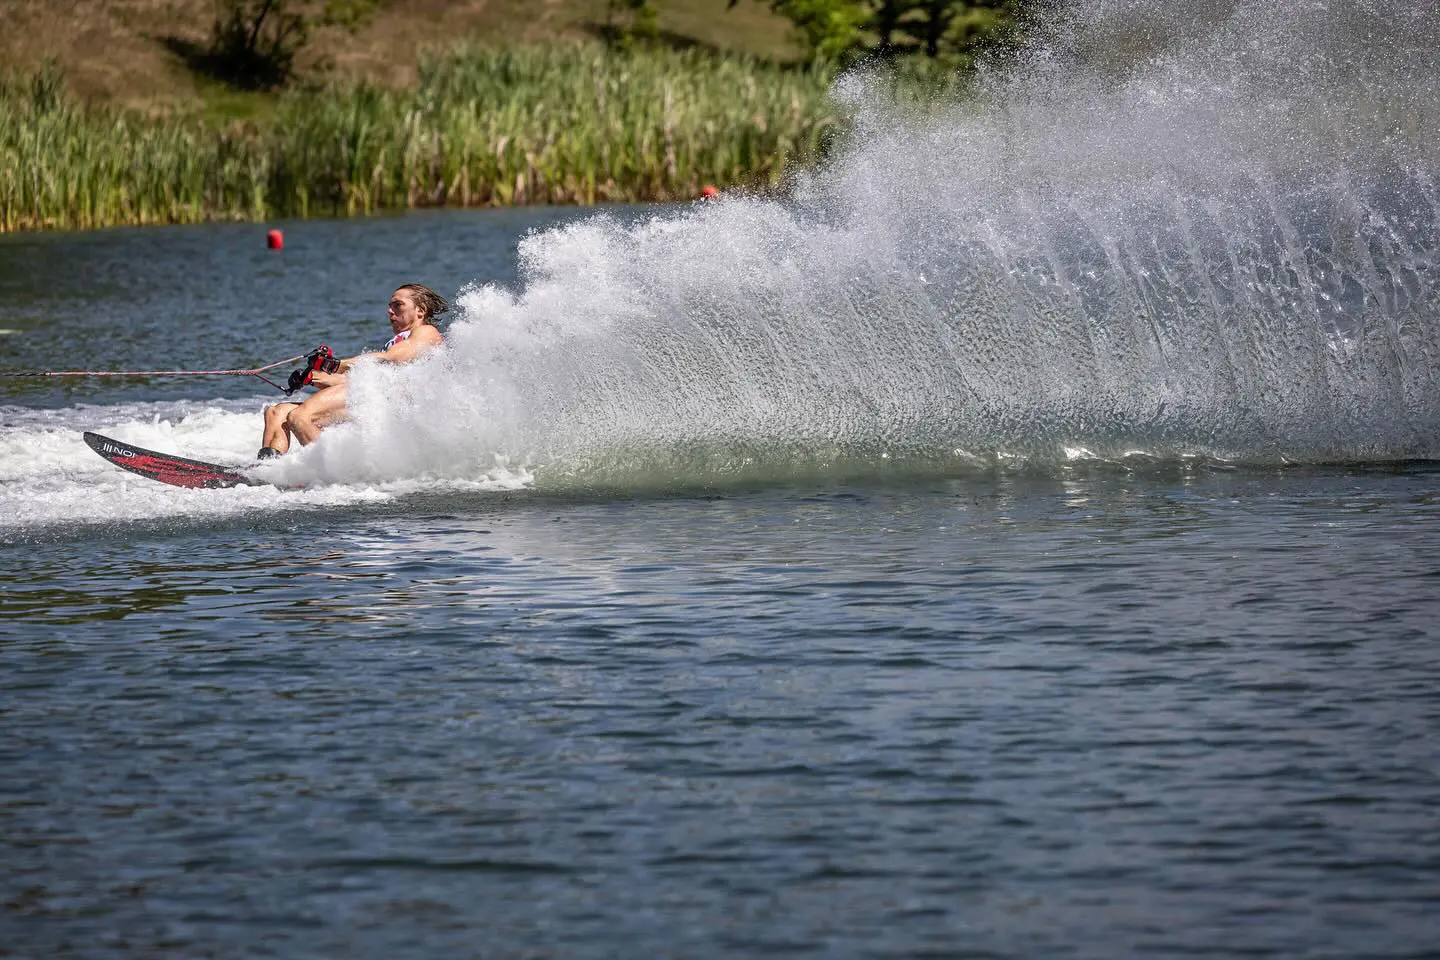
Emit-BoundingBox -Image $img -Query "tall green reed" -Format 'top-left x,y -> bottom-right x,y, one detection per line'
267,45 -> 842,214
3,46 -> 864,231
1,62 -> 271,231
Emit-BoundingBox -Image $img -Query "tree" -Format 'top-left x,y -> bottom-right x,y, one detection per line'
771,0 -> 869,60
872,0 -> 907,55
730,0 -> 1035,65
895,0 -> 1028,62
607,0 -> 661,46
203,0 -> 379,90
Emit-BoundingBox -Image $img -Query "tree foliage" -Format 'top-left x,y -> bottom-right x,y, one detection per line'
204,0 -> 380,90
730,0 -> 1035,65
607,0 -> 662,46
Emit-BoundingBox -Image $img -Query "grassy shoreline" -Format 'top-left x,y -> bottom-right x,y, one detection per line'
2,46 -> 843,233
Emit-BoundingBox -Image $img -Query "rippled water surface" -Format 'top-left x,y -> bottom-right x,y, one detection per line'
5,459 -> 1440,957
3,162 -> 1440,959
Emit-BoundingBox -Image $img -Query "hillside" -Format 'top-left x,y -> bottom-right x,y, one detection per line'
1,0 -> 800,108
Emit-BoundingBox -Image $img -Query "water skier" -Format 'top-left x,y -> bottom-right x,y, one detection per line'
258,283 -> 446,458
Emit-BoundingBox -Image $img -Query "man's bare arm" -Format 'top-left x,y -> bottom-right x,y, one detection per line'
337,325 -> 443,371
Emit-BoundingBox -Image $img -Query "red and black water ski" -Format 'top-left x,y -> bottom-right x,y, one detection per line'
83,431 -> 267,489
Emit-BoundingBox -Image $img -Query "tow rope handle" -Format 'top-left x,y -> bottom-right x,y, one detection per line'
285,345 -> 341,395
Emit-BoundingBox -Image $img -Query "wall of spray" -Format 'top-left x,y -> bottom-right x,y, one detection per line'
315,0 -> 1439,489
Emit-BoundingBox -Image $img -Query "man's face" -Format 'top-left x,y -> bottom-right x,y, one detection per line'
388,289 -> 421,330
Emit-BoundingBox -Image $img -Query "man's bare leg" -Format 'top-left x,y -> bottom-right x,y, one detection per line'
262,402 -> 300,454
287,385 -> 349,446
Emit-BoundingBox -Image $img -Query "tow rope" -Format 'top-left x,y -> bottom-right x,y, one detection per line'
0,353 -> 311,395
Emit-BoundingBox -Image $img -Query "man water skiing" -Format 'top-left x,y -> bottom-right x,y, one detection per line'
258,283 -> 446,458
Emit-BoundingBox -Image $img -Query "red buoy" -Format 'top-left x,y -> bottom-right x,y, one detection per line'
701,185 -> 719,199
266,229 -> 284,250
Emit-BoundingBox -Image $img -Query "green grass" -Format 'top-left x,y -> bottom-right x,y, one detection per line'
195,82 -> 281,126
2,45 -> 847,232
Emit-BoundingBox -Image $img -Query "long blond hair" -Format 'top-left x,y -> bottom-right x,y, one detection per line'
397,283 -> 448,324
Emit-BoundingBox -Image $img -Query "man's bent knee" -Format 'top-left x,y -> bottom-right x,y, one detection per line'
287,406 -> 325,446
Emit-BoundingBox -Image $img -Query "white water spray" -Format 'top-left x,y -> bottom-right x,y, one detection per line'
316,0 -> 1437,490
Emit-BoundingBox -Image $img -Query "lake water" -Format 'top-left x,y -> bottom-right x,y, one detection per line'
2,205 -> 1438,958
4,3 -> 1440,945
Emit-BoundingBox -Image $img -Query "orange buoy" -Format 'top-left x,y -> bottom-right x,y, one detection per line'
701,185 -> 719,199
266,229 -> 284,250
